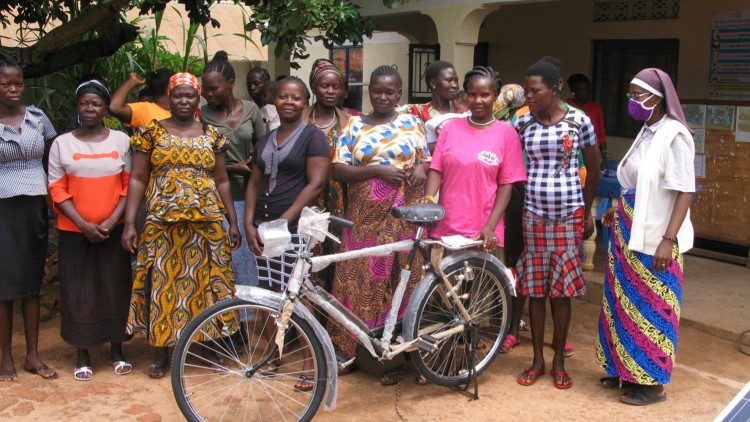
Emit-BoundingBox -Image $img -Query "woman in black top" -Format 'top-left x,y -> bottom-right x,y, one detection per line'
244,76 -> 330,252
243,76 -> 329,392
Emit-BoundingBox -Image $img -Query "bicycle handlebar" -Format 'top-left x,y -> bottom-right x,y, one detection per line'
328,215 -> 354,229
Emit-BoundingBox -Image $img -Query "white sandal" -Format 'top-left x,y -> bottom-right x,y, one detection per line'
73,366 -> 93,381
111,361 -> 133,375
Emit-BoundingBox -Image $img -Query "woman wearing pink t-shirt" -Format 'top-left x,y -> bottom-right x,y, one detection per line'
423,66 -> 526,250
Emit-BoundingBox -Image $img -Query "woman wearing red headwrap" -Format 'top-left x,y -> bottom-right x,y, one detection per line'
596,68 -> 695,405
122,72 -> 241,379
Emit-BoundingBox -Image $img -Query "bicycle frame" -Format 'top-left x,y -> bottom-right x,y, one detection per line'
280,224 -> 484,361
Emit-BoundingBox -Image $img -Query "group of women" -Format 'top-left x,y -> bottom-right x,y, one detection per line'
0,47 -> 695,407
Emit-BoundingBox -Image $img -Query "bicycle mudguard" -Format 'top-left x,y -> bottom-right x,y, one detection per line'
401,250 -> 514,343
235,285 -> 339,411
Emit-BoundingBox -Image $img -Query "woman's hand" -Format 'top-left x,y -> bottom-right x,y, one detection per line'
474,224 -> 498,251
376,165 -> 407,185
407,164 -> 427,187
245,224 -> 263,256
128,72 -> 145,86
80,221 -> 108,244
228,223 -> 242,250
652,238 -> 674,272
121,223 -> 138,254
601,207 -> 615,227
583,215 -> 595,239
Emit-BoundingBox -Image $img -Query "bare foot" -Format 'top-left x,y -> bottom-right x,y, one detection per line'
23,359 -> 58,380
0,358 -> 17,382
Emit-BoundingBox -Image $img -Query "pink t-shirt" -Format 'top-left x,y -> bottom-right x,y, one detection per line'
429,118 -> 526,246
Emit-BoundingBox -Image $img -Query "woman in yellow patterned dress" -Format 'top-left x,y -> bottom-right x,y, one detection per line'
330,66 -> 430,385
122,73 -> 240,379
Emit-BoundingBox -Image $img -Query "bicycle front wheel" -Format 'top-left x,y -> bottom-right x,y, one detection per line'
409,255 -> 512,386
171,297 -> 327,422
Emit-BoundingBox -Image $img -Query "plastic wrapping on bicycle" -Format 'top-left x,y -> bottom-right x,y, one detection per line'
328,215 -> 354,229
391,203 -> 445,224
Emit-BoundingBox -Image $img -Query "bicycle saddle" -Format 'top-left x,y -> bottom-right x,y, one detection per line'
391,203 -> 445,224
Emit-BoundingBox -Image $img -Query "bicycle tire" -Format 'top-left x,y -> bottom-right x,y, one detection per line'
171,297 -> 327,422
409,255 -> 512,387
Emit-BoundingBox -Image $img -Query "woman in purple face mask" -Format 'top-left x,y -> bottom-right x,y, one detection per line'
596,68 -> 696,406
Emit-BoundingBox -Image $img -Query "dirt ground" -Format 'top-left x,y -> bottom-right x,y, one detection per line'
0,300 -> 747,421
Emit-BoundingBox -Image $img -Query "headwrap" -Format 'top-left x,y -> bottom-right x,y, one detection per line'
499,83 -> 525,109
309,58 -> 344,89
168,72 -> 201,95
76,79 -> 110,104
631,68 -> 690,131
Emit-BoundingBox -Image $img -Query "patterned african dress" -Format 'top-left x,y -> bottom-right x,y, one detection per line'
329,114 -> 431,358
126,120 -> 237,347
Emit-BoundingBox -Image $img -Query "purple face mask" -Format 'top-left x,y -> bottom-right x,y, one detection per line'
627,97 -> 655,121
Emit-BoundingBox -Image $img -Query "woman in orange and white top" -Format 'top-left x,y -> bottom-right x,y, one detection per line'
48,79 -> 133,381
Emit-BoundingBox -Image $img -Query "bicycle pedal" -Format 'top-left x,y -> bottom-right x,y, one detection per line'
416,334 -> 440,353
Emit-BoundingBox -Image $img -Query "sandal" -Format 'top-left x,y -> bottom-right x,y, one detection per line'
599,376 -> 620,390
414,374 -> 430,385
380,369 -> 404,386
563,341 -> 575,357
516,368 -> 544,386
499,334 -> 520,354
620,386 -> 667,406
110,360 -> 133,376
147,363 -> 168,379
259,360 -> 279,377
23,363 -> 58,380
294,375 -> 314,392
73,366 -> 93,382
550,369 -> 573,389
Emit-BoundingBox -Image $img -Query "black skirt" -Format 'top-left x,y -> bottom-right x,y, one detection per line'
58,224 -> 133,347
0,195 -> 48,300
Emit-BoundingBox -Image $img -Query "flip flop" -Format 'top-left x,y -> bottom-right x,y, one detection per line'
23,363 -> 58,380
414,374 -> 430,385
147,363 -> 168,379
499,334 -> 520,354
380,369 -> 404,386
111,360 -> 133,375
620,386 -> 667,406
294,375 -> 314,392
599,376 -> 620,390
563,341 -> 575,357
516,368 -> 544,386
73,366 -> 93,381
550,369 -> 573,389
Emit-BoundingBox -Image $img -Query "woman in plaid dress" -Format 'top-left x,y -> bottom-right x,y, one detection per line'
514,60 -> 601,389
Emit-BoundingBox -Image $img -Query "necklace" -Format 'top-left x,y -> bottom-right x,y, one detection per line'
468,116 -> 496,127
312,107 -> 336,129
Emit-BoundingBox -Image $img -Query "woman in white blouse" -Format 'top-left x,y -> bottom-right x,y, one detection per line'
595,68 -> 695,406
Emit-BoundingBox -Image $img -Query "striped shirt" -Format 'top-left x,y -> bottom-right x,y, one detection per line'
514,107 -> 597,218
0,106 -> 57,198
48,130 -> 131,233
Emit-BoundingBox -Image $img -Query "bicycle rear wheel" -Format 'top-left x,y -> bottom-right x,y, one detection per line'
171,297 -> 327,422
409,255 -> 512,386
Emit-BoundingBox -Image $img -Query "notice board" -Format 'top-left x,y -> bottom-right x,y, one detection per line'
683,100 -> 750,246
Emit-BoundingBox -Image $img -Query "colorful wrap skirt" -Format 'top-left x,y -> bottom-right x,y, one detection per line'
127,220 -> 237,347
596,190 -> 682,386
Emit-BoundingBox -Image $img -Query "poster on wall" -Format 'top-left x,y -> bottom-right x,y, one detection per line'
682,104 -> 706,129
736,106 -> 750,142
705,105 -> 735,131
694,154 -> 706,179
709,10 -> 750,100
693,129 -> 706,153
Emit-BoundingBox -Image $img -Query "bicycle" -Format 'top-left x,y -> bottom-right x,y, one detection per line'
171,204 -> 515,422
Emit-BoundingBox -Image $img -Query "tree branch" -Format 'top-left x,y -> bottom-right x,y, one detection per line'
32,0 -> 132,56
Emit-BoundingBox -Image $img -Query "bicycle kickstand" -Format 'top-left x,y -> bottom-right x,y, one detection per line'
449,321 -> 479,401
